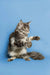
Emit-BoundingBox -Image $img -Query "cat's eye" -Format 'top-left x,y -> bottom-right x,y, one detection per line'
24,25 -> 29,28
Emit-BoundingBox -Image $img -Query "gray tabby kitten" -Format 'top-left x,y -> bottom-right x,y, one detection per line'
8,20 -> 44,61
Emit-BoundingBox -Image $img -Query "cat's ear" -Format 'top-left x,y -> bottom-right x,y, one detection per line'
19,20 -> 23,23
18,20 -> 23,28
27,21 -> 31,25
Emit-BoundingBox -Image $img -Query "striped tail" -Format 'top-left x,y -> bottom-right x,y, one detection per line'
27,51 -> 45,60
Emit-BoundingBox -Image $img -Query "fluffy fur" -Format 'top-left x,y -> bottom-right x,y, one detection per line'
8,20 -> 44,61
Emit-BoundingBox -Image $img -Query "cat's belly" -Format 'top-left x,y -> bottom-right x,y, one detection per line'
8,47 -> 27,57
19,47 -> 27,55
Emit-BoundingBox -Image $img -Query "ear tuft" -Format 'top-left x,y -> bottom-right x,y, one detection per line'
19,20 -> 23,23
27,21 -> 31,25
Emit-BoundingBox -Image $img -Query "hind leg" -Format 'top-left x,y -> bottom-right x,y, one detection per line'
8,56 -> 16,62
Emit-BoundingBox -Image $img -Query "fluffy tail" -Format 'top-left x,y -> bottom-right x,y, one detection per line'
27,52 -> 45,60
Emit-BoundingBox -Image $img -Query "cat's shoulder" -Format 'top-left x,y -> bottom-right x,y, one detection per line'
9,32 -> 15,39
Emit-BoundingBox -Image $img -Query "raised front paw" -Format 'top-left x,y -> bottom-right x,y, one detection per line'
33,36 -> 40,40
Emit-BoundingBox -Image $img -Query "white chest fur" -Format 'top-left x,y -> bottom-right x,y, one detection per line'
11,37 -> 15,45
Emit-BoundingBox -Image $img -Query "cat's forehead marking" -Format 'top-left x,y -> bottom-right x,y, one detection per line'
19,20 -> 31,25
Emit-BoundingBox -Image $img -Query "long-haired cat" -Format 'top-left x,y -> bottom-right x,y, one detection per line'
8,20 -> 44,61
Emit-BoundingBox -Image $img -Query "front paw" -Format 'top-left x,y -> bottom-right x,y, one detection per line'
33,36 -> 40,40
27,42 -> 32,48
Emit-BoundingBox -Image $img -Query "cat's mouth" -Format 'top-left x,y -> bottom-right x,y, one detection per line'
23,29 -> 29,34
19,29 -> 29,34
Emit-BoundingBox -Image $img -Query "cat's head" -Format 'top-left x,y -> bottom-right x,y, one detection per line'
16,20 -> 31,34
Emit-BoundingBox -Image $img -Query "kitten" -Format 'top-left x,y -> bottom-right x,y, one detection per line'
8,20 -> 44,61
